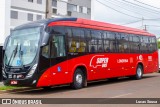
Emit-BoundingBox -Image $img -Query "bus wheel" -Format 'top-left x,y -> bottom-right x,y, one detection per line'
71,68 -> 85,89
135,65 -> 143,80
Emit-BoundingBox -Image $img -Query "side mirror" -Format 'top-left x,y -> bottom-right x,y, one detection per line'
41,32 -> 50,47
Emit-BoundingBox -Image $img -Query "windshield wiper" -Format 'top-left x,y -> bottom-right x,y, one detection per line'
7,43 -> 18,66
19,44 -> 25,69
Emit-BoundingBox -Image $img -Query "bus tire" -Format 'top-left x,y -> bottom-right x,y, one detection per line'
135,65 -> 143,80
71,68 -> 85,89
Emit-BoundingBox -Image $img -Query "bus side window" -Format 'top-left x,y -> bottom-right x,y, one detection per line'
69,40 -> 77,53
51,37 -> 57,58
108,32 -> 116,52
110,41 -> 116,53
132,36 -> 140,53
66,27 -> 75,53
68,28 -> 87,53
89,30 -> 101,53
149,37 -> 157,53
140,36 -> 149,53
71,28 -> 81,53
104,40 -> 110,52
103,32 -> 110,52
51,35 -> 66,58
119,34 -> 129,53
97,31 -> 103,52
116,33 -> 121,52
42,45 -> 49,58
66,28 -> 72,37
77,29 -> 87,53
89,39 -> 97,53
85,30 -> 91,52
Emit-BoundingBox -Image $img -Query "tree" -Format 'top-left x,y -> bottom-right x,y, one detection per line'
158,41 -> 160,49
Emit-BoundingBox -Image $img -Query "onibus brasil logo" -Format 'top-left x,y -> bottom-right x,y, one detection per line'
90,55 -> 109,68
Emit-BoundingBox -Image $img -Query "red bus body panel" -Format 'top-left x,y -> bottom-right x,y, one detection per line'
37,52 -> 158,87
37,18 -> 158,87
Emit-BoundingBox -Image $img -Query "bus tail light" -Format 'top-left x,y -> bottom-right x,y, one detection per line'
26,64 -> 37,78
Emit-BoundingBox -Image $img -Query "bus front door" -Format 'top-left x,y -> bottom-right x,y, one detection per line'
50,34 -> 69,85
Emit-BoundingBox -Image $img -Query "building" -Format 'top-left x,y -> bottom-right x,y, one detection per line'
52,0 -> 91,19
10,0 -> 46,29
0,0 -> 47,45
0,0 -> 11,45
11,0 -> 91,29
0,0 -> 91,45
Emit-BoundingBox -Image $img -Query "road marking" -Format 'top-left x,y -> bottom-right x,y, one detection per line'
111,93 -> 132,98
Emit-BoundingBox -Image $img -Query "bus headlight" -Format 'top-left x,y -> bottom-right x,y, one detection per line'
26,64 -> 37,78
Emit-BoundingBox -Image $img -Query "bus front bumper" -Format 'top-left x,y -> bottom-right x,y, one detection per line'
3,78 -> 38,87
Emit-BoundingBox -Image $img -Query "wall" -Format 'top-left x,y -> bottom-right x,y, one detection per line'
0,46 -> 2,81
11,0 -> 46,28
0,0 -> 11,45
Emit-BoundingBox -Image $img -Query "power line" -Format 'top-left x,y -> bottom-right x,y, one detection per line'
134,0 -> 160,10
145,25 -> 160,28
103,0 -> 146,17
120,0 -> 160,14
145,18 -> 160,20
122,20 -> 142,25
105,0 -> 160,19
96,0 -> 142,19
97,0 -> 160,21
109,0 -> 160,18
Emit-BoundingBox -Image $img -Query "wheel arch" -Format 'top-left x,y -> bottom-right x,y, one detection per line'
137,62 -> 144,72
73,65 -> 88,80
71,64 -> 88,84
70,64 -> 88,89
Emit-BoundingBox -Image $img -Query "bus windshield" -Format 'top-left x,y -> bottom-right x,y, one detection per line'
4,27 -> 41,67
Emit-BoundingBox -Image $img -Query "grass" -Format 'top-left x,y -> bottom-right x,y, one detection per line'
0,86 -> 21,91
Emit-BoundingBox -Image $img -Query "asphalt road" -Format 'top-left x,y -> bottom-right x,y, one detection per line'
0,72 -> 160,107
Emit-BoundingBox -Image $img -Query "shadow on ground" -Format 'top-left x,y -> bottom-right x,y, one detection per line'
7,73 -> 159,95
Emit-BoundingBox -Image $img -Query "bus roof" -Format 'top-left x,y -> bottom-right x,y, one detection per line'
48,18 -> 154,36
78,18 -> 154,36
14,18 -> 77,30
14,18 -> 154,36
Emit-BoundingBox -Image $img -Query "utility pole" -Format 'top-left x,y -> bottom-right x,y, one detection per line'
144,25 -> 147,31
46,0 -> 53,19
141,17 -> 147,31
141,17 -> 144,30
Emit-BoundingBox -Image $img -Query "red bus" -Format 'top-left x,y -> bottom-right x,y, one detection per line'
2,18 -> 158,89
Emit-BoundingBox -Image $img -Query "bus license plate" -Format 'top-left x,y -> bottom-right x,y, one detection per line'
11,81 -> 18,85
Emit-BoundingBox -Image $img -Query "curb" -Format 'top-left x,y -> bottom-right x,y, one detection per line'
0,87 -> 35,94
0,90 -> 7,94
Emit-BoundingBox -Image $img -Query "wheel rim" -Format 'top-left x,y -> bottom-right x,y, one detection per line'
137,67 -> 142,78
76,74 -> 83,84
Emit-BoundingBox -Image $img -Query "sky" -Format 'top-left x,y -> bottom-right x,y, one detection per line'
92,0 -> 160,38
